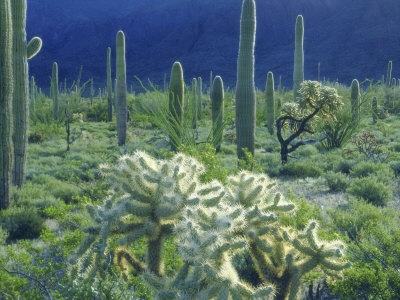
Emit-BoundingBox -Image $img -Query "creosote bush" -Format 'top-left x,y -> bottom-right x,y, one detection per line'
347,176 -> 392,206
69,150 -> 349,299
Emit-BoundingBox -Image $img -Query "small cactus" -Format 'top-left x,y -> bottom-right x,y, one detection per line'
211,76 -> 224,152
191,77 -> 197,129
293,15 -> 304,101
197,76 -> 202,120
168,61 -> 184,151
386,60 -> 392,87
51,62 -> 59,120
372,96 -> 377,124
107,47 -> 112,121
265,71 -> 275,135
350,79 -> 360,122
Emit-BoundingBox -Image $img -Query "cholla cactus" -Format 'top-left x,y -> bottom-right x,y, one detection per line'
70,151 -> 349,299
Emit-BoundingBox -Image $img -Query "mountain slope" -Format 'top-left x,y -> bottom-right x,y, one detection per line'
27,0 -> 400,91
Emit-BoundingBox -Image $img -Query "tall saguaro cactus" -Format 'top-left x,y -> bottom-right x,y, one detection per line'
293,15 -> 304,101
265,71 -> 275,135
0,0 -> 14,209
211,76 -> 224,152
51,62 -> 59,120
168,61 -> 184,151
116,31 -> 127,146
350,79 -> 360,122
11,0 -> 42,188
386,61 -> 392,87
235,0 -> 256,160
107,47 -> 112,121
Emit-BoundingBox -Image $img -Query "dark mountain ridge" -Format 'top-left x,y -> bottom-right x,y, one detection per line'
27,0 -> 400,92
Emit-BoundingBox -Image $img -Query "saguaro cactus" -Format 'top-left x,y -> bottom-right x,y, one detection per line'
51,62 -> 59,120
372,96 -> 377,124
293,15 -> 304,101
168,61 -> 184,151
197,76 -> 202,120
0,0 -> 14,209
11,0 -> 42,188
386,61 -> 392,87
235,0 -> 256,161
116,30 -> 127,146
107,47 -> 112,121
266,71 -> 275,135
191,78 -> 197,129
211,76 -> 224,152
350,79 -> 360,122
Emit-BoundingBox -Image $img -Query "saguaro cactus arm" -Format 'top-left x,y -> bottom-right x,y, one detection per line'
27,37 -> 42,59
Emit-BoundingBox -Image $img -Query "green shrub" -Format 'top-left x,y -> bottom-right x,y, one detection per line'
28,132 -> 45,143
296,144 -> 319,157
324,171 -> 348,192
335,158 -> 356,174
328,199 -> 400,298
389,160 -> 400,176
347,176 -> 391,206
350,161 -> 381,178
0,226 -> 8,245
85,101 -> 108,122
280,161 -> 323,178
0,207 -> 45,242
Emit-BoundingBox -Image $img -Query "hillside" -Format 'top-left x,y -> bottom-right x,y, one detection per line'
27,0 -> 400,91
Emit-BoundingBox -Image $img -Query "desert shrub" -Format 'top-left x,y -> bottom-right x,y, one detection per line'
324,171 -> 348,192
260,152 -> 281,177
85,101 -> 108,122
0,226 -> 8,245
28,132 -> 45,143
0,207 -> 45,242
30,174 -> 81,204
177,143 -> 228,184
328,199 -> 400,299
389,160 -> 400,176
389,142 -> 400,152
334,158 -> 356,174
296,144 -> 319,157
347,176 -> 391,206
350,161 -> 381,178
280,161 -> 323,178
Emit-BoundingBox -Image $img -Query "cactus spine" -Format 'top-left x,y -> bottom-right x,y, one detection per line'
51,62 -> 59,120
350,79 -> 360,122
293,15 -> 304,101
211,76 -> 224,152
372,96 -> 377,124
0,0 -> 14,209
116,31 -> 127,146
107,47 -> 112,121
11,0 -> 41,188
197,76 -> 202,120
386,60 -> 392,87
266,71 -> 275,135
168,62 -> 184,151
235,0 -> 256,160
191,78 -> 197,129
